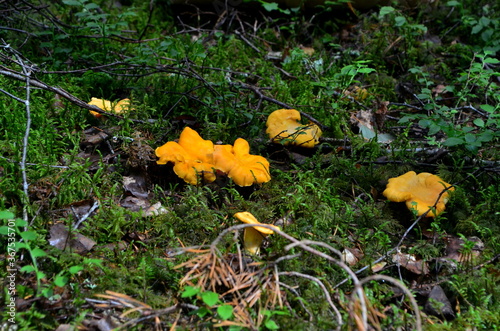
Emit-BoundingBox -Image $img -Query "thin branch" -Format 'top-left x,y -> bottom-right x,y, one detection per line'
0,87 -> 26,103
278,282 -> 313,321
230,81 -> 329,130
279,271 -> 342,330
3,41 -> 34,224
21,63 -> 31,224
73,200 -> 100,229
358,275 -> 422,331
0,66 -> 148,123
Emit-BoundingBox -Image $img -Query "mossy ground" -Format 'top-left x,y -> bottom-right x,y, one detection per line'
0,0 -> 499,330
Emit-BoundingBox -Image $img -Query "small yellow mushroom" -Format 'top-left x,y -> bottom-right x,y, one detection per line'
265,109 -> 322,148
234,212 -> 280,255
383,171 -> 454,217
88,97 -> 132,118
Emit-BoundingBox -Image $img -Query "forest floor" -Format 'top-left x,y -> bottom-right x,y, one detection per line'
0,0 -> 499,330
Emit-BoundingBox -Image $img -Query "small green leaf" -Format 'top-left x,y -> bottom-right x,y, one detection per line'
54,274 -> 69,287
181,286 -> 200,298
428,123 -> 442,136
196,306 -> 211,318
20,231 -> 37,241
217,304 -> 234,320
395,16 -> 407,27
357,67 -> 376,74
443,137 -> 464,146
0,211 -> 15,219
379,6 -> 395,18
69,265 -> 85,274
36,271 -> 47,280
30,248 -> 47,258
483,56 -> 499,64
0,226 -> 10,235
471,24 -> 483,34
261,2 -> 279,11
477,130 -> 494,142
15,219 -> 28,227
201,291 -> 219,307
21,265 -> 36,273
464,133 -> 476,143
264,319 -> 280,330
480,104 -> 495,113
84,3 -> 100,10
62,0 -> 82,5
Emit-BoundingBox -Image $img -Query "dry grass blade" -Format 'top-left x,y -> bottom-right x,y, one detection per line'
95,290 -> 152,310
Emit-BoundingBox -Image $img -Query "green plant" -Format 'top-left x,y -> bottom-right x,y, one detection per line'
448,1 -> 500,53
1,0 -> 499,329
181,286 -> 235,322
1,212 -> 49,297
398,52 -> 499,153
0,211 -> 103,300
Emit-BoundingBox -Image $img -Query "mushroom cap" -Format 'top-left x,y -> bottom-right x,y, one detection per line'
88,97 -> 131,117
155,133 -> 216,185
234,212 -> 280,255
383,171 -> 454,217
155,128 -> 270,186
173,158 -> 216,185
178,127 -> 214,164
234,211 -> 279,234
213,144 -> 237,173
223,138 -> 271,187
155,141 -> 190,165
265,109 -> 322,148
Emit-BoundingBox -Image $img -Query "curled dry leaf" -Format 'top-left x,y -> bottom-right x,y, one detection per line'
49,223 -> 96,254
120,197 -> 168,217
443,235 -> 484,263
121,174 -> 168,217
341,247 -> 364,266
392,251 -> 429,275
342,248 -> 358,266
371,261 -> 387,273
123,175 -> 149,199
350,109 -> 394,143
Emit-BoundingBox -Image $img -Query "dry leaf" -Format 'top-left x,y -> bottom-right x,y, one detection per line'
120,196 -> 168,217
443,235 -> 484,263
342,248 -> 358,266
350,109 -> 394,143
299,45 -> 315,56
123,175 -> 149,199
371,261 -> 387,273
49,223 -> 96,254
392,252 -> 429,275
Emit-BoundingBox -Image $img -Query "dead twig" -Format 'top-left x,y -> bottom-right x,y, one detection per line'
279,271 -> 342,330
0,64 -> 147,123
357,275 -> 422,331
